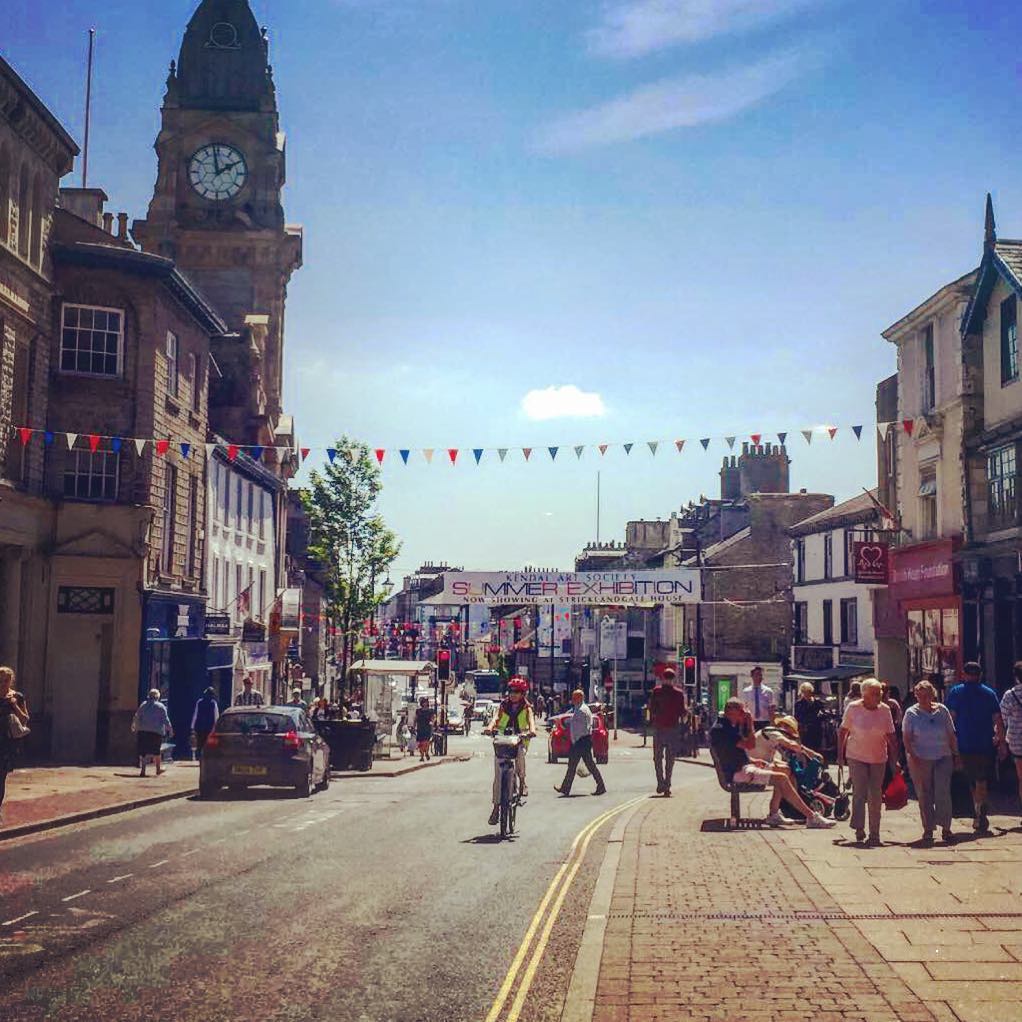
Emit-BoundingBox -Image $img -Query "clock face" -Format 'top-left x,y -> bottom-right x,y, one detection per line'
188,143 -> 247,201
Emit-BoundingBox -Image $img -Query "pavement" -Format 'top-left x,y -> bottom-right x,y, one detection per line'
569,758 -> 1022,1022
0,749 -> 471,840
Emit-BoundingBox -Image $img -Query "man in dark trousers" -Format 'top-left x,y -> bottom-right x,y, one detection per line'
554,690 -> 606,797
648,666 -> 687,796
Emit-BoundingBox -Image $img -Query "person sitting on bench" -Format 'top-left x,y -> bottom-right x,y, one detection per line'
709,699 -> 835,829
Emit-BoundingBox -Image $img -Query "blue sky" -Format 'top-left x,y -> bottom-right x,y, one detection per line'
7,0 -> 1022,582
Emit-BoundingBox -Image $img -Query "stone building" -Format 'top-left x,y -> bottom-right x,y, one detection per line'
0,57 -> 77,715
874,269 -> 976,695
958,197 -> 1022,689
37,194 -> 226,760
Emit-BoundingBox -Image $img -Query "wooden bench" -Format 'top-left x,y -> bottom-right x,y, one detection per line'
709,744 -> 767,828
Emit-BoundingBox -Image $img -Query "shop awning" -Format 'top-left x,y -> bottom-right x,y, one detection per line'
348,660 -> 435,676
784,665 -> 872,684
206,643 -> 236,671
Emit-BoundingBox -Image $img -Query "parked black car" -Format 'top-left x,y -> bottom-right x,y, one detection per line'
199,706 -> 330,799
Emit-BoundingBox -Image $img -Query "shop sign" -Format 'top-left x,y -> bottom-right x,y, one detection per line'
242,619 -> 266,643
205,613 -> 232,636
281,588 -> 301,629
889,539 -> 958,601
853,541 -> 889,584
241,641 -> 269,666
793,645 -> 836,671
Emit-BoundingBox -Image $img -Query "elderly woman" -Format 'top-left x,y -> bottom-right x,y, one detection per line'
838,677 -> 902,846
903,680 -> 959,845
0,666 -> 30,822
794,682 -> 825,753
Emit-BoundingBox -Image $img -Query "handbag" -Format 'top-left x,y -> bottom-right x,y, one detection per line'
882,770 -> 908,811
7,713 -> 29,740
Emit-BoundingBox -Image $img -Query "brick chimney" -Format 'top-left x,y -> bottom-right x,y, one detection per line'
720,455 -> 741,501
738,442 -> 790,496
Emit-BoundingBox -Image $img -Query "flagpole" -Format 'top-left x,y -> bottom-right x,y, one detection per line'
82,28 -> 96,188
596,471 -> 601,543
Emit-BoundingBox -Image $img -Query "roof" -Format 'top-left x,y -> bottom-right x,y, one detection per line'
788,490 -> 880,537
687,526 -> 751,564
960,198 -> 1022,336
51,240 -> 229,336
882,268 -> 977,342
0,56 -> 79,163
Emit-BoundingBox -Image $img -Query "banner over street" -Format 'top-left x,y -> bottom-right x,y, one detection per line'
426,569 -> 700,606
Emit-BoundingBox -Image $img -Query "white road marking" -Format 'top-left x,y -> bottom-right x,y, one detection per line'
180,849 -> 199,858
208,837 -> 227,845
235,829 -> 250,837
148,859 -> 170,868
61,890 -> 91,903
2,911 -> 38,926
106,874 -> 133,884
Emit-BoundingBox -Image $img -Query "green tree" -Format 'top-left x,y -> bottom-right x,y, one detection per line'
301,437 -> 401,689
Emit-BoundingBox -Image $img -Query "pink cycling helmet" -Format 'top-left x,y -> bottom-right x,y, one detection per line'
507,677 -> 529,693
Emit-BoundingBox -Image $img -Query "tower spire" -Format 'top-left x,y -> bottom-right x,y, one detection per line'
984,192 -> 996,253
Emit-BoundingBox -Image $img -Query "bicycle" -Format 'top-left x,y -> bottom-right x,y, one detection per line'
491,732 -> 522,839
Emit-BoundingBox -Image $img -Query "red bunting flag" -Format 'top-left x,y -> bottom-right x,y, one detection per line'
828,427 -> 838,440
17,427 -> 32,446
522,448 -> 532,461
227,444 -> 239,461
902,419 -> 914,436
448,448 -> 458,465
375,449 -> 385,465
675,440 -> 685,453
750,433 -> 762,445
598,444 -> 608,456
88,434 -> 101,453
300,447 -> 310,461
155,439 -> 170,456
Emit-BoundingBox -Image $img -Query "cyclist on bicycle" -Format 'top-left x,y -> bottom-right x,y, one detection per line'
483,676 -> 536,825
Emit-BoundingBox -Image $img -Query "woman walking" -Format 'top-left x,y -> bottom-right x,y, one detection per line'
132,689 -> 172,777
414,697 -> 434,762
838,678 -> 902,846
903,680 -> 959,845
0,666 -> 30,822
794,682 -> 825,753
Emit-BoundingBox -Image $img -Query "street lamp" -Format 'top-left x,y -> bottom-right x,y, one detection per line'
376,576 -> 394,660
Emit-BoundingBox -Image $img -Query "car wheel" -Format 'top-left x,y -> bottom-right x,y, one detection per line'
295,771 -> 312,798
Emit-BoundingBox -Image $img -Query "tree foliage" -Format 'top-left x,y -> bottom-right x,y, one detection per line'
300,437 -> 401,685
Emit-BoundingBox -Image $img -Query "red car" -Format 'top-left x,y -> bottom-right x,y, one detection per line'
547,704 -> 609,765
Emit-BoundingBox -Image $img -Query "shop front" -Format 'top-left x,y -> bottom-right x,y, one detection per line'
141,592 -> 206,758
888,538 -> 962,697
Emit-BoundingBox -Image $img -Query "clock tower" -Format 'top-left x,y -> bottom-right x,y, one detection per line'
133,0 -> 302,447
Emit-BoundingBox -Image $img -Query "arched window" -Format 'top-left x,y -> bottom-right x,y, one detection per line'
30,171 -> 45,267
17,162 -> 30,258
0,143 -> 10,247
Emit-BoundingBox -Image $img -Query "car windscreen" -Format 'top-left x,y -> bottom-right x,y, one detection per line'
216,712 -> 294,734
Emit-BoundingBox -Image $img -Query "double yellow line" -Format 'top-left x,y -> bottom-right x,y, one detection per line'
485,795 -> 646,1022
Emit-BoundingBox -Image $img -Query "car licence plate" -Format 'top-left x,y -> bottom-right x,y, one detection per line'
231,764 -> 268,777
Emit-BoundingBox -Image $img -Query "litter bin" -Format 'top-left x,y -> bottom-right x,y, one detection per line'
315,718 -> 377,771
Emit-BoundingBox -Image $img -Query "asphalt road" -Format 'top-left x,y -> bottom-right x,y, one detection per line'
0,731 -> 697,1022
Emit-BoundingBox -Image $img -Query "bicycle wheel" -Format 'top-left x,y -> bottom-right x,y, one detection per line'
508,796 -> 517,836
499,769 -> 513,838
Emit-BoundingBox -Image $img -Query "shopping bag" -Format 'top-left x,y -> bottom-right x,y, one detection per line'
882,770 -> 909,811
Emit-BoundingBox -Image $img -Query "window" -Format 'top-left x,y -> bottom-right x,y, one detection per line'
840,598 -> 858,646
60,304 -> 123,377
0,143 -> 10,246
988,443 -> 1018,531
258,489 -> 266,540
822,599 -> 833,646
234,563 -> 243,621
922,323 -> 935,412
258,569 -> 267,621
794,539 -> 805,583
29,171 -> 43,268
235,477 -> 242,528
823,533 -> 833,580
224,465 -> 231,520
17,162 -> 29,258
187,475 -> 199,577
246,482 -> 254,533
845,529 -> 873,576
189,352 -> 202,413
919,466 -> 937,539
63,450 -> 118,501
161,466 -> 177,572
166,331 -> 179,397
213,558 -> 220,609
793,602 -> 808,645
1002,295 -> 1018,386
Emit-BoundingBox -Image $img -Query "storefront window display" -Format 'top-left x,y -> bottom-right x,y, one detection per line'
907,605 -> 959,695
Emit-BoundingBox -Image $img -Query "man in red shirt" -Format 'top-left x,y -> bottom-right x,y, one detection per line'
649,666 -> 687,796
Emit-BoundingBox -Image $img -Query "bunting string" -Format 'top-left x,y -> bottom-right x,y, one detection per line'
6,419 -> 909,467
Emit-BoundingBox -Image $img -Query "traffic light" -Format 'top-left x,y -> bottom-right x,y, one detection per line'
513,616 -> 522,644
437,648 -> 451,682
682,655 -> 697,688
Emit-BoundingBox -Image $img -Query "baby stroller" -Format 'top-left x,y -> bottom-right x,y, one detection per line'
780,753 -> 851,822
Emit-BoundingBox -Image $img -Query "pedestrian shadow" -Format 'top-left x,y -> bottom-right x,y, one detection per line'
700,818 -> 770,833
188,788 -> 306,803
462,833 -> 509,845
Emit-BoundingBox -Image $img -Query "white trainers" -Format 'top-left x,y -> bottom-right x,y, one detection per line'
765,811 -> 787,827
807,813 -> 836,829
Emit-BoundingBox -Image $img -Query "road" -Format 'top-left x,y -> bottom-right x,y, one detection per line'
0,730 -> 689,1022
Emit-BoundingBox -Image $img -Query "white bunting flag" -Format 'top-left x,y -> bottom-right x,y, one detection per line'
66,432 -> 78,450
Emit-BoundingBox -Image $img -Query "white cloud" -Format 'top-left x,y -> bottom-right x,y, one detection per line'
588,0 -> 825,59
534,48 -> 811,154
521,385 -> 606,421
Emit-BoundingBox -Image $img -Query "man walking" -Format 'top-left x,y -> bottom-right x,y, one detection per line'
648,666 -> 687,796
741,666 -> 776,728
554,690 -> 606,797
190,686 -> 219,758
234,674 -> 264,707
946,661 -> 1004,833
999,662 -> 1022,824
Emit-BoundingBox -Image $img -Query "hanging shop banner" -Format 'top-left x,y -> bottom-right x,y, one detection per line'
427,569 -> 700,606
853,541 -> 889,585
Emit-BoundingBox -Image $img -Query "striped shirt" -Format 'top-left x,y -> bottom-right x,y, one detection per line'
234,689 -> 265,707
1000,685 -> 1022,754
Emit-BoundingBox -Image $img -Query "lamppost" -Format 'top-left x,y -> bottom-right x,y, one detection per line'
376,575 -> 393,660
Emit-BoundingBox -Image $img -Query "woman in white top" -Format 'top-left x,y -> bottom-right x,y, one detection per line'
902,679 -> 959,846
838,678 -> 902,846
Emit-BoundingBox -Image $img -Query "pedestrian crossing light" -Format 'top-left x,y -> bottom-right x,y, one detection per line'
437,648 -> 451,681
